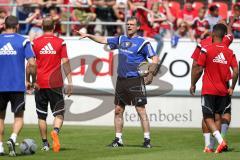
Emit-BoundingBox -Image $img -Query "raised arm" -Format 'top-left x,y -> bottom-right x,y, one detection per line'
75,31 -> 108,44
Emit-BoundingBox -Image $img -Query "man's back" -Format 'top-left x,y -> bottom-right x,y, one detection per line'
32,34 -> 68,88
0,33 -> 34,92
191,34 -> 233,61
198,43 -> 237,96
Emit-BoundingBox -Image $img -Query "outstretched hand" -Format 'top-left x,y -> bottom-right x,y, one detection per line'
74,30 -> 88,39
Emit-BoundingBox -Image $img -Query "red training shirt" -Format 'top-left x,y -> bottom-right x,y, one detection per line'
197,43 -> 238,96
32,33 -> 68,88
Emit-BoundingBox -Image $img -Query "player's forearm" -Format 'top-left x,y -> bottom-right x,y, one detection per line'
28,58 -> 37,83
62,58 -> 72,84
191,63 -> 203,86
26,63 -> 31,82
231,67 -> 239,90
86,34 -> 107,44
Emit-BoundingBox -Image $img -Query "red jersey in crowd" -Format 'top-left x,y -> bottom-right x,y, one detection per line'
32,33 -> 68,88
191,34 -> 233,61
192,17 -> 210,38
229,15 -> 240,32
197,43 -> 238,96
178,7 -> 197,24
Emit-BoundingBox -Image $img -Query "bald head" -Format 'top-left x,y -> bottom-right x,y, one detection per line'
42,17 -> 55,32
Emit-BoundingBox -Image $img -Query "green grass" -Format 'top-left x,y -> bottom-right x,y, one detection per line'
1,125 -> 240,160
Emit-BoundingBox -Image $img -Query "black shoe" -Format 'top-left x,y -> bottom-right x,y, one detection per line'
0,152 -> 4,156
7,139 -> 16,156
108,137 -> 123,147
143,138 -> 152,148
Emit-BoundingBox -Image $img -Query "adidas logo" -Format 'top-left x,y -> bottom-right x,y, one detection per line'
213,52 -> 227,64
40,43 -> 56,54
0,43 -> 17,55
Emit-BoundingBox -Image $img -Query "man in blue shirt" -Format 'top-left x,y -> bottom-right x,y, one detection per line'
0,16 -> 36,156
76,16 -> 159,148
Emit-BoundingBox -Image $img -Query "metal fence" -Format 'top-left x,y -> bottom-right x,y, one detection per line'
0,3 -> 127,36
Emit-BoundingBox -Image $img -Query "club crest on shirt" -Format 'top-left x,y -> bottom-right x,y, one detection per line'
120,41 -> 132,49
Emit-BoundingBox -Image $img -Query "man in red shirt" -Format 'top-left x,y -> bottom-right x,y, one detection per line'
30,17 -> 72,152
177,0 -> 197,26
191,21 -> 234,152
230,3 -> 240,38
190,23 -> 238,153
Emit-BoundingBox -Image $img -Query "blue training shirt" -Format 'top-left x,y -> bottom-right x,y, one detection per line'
107,35 -> 156,78
0,33 -> 35,92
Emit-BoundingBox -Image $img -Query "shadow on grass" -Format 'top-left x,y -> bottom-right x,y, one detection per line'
105,144 -> 161,148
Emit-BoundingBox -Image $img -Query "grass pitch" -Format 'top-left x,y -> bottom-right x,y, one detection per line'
1,125 -> 240,160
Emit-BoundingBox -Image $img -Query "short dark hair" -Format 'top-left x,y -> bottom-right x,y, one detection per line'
5,15 -> 18,29
209,5 -> 218,12
42,17 -> 55,32
212,23 -> 227,39
126,16 -> 141,27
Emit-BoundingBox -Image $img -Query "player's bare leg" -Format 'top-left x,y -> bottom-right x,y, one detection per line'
204,114 -> 227,153
51,115 -> 64,152
202,119 -> 214,152
38,119 -> 47,140
221,113 -> 231,138
7,111 -> 24,156
0,111 -> 6,155
110,105 -> 125,147
135,106 -> 151,148
38,119 -> 50,151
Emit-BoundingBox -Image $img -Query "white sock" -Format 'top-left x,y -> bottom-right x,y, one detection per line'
213,130 -> 223,144
221,123 -> 229,138
10,133 -> 17,143
209,135 -> 215,149
144,132 -> 150,139
203,133 -> 210,147
0,142 -> 4,153
116,133 -> 123,143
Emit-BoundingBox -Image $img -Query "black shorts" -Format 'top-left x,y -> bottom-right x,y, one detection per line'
201,95 -> 231,118
0,92 -> 25,114
114,76 -> 147,106
35,87 -> 65,120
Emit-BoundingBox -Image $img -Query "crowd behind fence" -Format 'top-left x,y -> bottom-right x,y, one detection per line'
0,0 -> 240,44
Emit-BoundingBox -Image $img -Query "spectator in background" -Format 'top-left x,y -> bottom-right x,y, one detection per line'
94,0 -> 117,36
128,0 -> 151,36
0,8 -> 7,34
71,0 -> 96,35
26,6 -> 44,41
0,18 -> 4,34
171,21 -> 193,47
146,2 -> 167,55
113,0 -> 127,36
49,6 -> 62,35
177,0 -> 197,27
0,8 -> 7,19
229,3 -> 240,38
41,0 -> 63,15
205,5 -> 222,31
192,7 -> 210,43
16,0 -> 40,34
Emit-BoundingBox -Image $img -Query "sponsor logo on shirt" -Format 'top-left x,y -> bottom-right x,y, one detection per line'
0,43 -> 17,55
40,43 -> 56,54
213,52 -> 227,64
